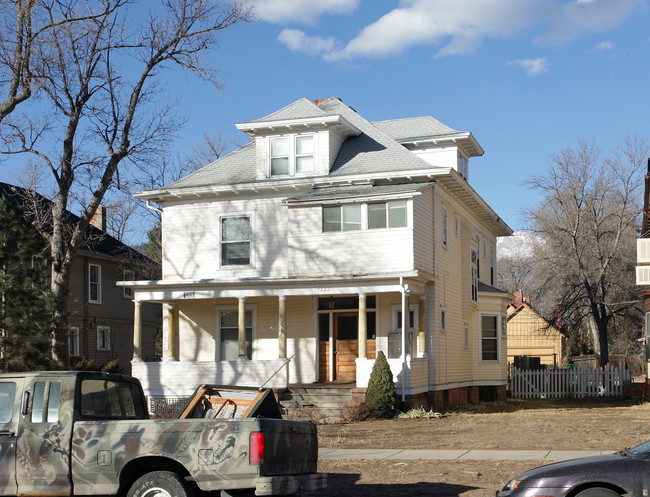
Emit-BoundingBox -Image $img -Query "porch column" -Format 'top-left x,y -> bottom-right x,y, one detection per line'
278,296 -> 286,359
238,297 -> 247,359
418,296 -> 426,356
166,303 -> 178,361
133,301 -> 142,361
358,293 -> 367,359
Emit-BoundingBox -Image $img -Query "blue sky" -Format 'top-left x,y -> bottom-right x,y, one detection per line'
170,0 -> 650,233
2,0 -> 649,239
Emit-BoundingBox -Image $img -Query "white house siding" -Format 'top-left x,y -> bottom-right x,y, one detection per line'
162,197 -> 289,280
287,204 -> 415,276
412,187 -> 434,274
175,300 -> 216,361
408,147 -> 459,170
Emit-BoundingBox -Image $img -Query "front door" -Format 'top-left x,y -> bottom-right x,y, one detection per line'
334,313 -> 358,382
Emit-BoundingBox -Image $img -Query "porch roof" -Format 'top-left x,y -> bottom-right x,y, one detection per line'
119,270 -> 432,302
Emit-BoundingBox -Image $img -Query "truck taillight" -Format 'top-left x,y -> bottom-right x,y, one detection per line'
250,432 -> 265,465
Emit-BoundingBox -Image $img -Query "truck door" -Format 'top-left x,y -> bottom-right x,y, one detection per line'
0,378 -> 24,495
16,378 -> 72,496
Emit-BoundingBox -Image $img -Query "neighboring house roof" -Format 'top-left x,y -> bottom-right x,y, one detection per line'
0,182 -> 151,264
507,302 -> 563,335
478,282 -> 510,295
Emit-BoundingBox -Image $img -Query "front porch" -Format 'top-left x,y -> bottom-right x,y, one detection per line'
123,273 -> 433,414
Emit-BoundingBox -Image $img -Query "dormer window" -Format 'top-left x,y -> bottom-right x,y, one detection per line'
458,153 -> 468,179
270,134 -> 314,177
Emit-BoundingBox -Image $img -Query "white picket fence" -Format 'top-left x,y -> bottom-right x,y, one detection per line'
510,365 -> 631,399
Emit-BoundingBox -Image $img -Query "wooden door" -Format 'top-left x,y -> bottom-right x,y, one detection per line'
335,313 -> 358,382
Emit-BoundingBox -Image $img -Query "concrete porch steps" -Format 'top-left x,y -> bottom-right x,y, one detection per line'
279,384 -> 356,424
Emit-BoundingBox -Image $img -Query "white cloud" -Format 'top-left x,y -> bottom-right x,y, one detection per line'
278,29 -> 340,56
594,40 -> 614,51
507,57 -> 551,76
280,0 -> 644,61
253,0 -> 359,25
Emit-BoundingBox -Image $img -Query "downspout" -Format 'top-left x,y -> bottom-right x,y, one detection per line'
400,277 -> 408,403
145,201 -> 163,214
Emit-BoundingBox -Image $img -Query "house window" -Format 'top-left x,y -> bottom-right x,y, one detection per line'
455,214 -> 459,234
69,327 -> 80,356
442,206 -> 448,247
323,205 -> 361,232
89,264 -> 101,304
464,324 -> 469,348
368,200 -> 407,229
480,315 -> 498,361
471,249 -> 478,303
31,256 -> 50,292
123,270 -> 135,299
295,135 -> 314,173
270,135 -> 314,176
458,153 -> 468,179
490,247 -> 495,286
501,316 -> 507,337
97,326 -> 110,351
217,309 -> 253,360
440,309 -> 446,332
221,216 -> 251,266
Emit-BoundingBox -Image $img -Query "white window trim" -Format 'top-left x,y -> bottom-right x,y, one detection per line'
479,313 -> 500,363
442,205 -> 448,248
69,327 -> 80,357
470,248 -> 478,304
323,199 -> 411,233
268,133 -> 316,177
97,326 -> 110,351
215,304 -> 258,361
219,213 -> 255,268
88,264 -> 102,304
440,308 -> 446,333
123,270 -> 135,299
391,304 -> 419,331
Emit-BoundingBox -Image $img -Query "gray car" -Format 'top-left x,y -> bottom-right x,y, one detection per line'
497,440 -> 650,497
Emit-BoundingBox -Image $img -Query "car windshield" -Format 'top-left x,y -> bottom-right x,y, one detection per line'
624,441 -> 650,457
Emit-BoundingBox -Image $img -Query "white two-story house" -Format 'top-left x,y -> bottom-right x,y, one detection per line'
124,97 -> 513,412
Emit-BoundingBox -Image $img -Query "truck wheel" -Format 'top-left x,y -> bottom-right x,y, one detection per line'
127,471 -> 194,497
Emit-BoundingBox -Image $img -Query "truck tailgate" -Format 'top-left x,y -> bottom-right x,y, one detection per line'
256,418 -> 318,476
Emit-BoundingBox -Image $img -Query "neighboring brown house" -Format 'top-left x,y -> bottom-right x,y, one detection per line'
507,291 -> 565,368
0,182 -> 160,373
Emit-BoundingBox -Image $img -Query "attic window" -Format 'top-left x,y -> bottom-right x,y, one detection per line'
270,135 -> 314,176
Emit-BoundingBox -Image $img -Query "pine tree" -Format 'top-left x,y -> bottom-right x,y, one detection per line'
0,196 -> 57,371
365,350 -> 398,418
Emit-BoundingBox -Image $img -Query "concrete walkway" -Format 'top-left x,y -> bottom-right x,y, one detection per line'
319,448 -> 612,461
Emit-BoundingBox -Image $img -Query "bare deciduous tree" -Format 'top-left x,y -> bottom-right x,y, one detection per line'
526,136 -> 648,365
0,0 -> 253,365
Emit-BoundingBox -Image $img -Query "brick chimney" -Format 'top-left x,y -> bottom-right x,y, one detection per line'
514,290 -> 531,306
90,206 -> 107,233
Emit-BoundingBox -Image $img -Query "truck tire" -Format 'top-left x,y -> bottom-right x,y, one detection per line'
127,471 -> 194,497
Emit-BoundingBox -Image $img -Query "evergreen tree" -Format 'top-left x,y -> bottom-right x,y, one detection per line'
0,196 -> 57,371
365,350 -> 398,418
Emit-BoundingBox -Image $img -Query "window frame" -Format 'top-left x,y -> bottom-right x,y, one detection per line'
88,263 -> 102,304
470,248 -> 478,303
269,133 -> 315,177
322,204 -> 362,232
69,326 -> 80,357
123,270 -> 135,299
479,313 -> 500,363
215,305 -> 257,361
367,200 -> 407,230
220,214 -> 253,267
97,326 -> 110,351
440,309 -> 446,333
458,152 -> 468,179
442,205 -> 448,247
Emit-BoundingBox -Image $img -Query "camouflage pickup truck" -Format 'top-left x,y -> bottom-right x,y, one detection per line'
0,371 -> 326,497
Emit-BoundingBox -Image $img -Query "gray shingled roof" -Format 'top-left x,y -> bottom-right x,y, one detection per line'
373,116 -> 460,141
286,182 -> 434,203
161,97 -> 449,191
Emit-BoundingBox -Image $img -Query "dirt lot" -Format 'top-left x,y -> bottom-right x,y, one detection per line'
303,398 -> 650,497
